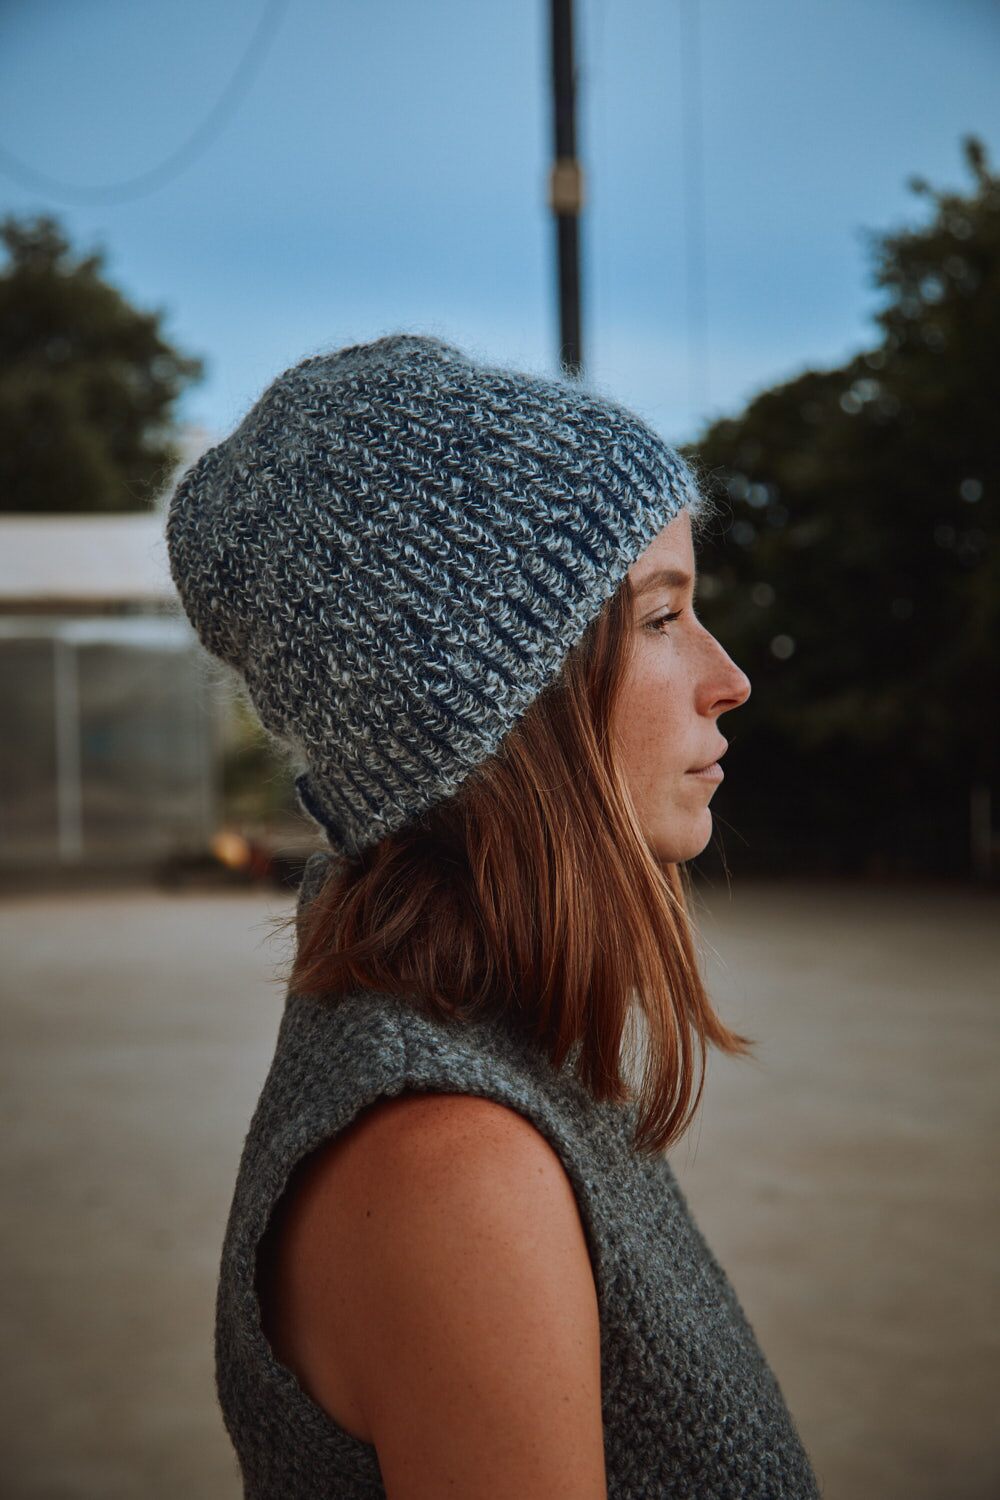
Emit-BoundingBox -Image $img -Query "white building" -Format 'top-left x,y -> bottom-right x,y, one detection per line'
0,511 -> 222,872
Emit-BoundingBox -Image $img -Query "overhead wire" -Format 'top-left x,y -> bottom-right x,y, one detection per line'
679,0 -> 710,424
0,0 -> 292,206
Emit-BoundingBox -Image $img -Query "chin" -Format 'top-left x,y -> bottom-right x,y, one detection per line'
648,812 -> 713,865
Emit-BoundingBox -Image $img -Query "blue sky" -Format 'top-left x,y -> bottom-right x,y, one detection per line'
1,0 -> 998,453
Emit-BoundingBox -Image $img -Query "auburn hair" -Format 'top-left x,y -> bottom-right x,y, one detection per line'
276,509 -> 754,1158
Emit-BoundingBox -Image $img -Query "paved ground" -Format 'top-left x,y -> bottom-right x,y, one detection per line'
1,876 -> 997,1499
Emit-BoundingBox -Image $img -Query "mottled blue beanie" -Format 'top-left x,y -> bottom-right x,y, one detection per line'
165,333 -> 700,859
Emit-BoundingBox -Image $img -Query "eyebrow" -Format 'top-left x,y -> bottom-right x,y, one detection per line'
632,567 -> 694,596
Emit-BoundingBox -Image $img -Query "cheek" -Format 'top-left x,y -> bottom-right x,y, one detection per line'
616,653 -> 684,762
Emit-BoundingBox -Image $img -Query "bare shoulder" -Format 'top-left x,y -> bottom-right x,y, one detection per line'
339,1087 -> 575,1175
273,1090 -> 607,1500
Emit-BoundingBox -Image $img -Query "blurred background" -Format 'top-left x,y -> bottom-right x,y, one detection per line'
0,1 -> 997,1497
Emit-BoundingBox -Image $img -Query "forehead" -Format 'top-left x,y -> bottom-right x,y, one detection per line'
627,508 -> 695,587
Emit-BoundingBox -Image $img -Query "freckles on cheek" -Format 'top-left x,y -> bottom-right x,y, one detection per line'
642,656 -> 680,719
619,647 -> 679,760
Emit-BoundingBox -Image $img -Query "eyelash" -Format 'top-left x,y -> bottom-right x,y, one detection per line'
646,610 -> 683,634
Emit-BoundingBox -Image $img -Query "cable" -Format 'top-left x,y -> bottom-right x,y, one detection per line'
589,0 -> 607,345
0,0 -> 292,206
679,0 -> 709,421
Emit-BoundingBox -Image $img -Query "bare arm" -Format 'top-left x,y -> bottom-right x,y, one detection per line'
269,1090 -> 608,1500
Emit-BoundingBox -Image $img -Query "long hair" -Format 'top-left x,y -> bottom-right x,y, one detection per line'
273,505 -> 754,1158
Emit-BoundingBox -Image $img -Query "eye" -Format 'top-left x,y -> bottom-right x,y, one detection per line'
646,610 -> 682,634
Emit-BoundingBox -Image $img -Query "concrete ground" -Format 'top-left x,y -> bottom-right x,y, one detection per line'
1,876 -> 997,1499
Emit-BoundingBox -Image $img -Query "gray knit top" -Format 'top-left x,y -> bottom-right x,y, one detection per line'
215,851 -> 822,1498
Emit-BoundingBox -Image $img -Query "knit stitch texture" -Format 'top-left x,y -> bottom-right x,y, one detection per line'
165,333 -> 701,858
213,852 -> 823,1499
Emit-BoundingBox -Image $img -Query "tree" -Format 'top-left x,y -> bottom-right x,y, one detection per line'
0,213 -> 204,513
686,137 -> 998,879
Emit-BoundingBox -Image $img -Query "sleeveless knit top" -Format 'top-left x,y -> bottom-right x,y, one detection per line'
215,851 -> 822,1498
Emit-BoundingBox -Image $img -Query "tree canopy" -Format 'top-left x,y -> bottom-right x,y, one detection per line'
0,213 -> 204,513
686,136 -> 997,878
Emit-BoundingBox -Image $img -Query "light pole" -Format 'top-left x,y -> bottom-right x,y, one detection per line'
549,0 -> 584,378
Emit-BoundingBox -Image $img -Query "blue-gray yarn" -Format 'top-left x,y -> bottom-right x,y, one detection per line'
165,333 -> 700,858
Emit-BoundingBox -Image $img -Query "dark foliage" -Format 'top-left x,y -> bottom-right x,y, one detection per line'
685,138 -> 997,880
0,213 -> 204,513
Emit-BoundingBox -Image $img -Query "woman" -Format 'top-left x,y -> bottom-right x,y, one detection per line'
166,334 -> 821,1499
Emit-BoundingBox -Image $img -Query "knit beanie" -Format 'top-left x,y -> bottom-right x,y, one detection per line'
165,332 -> 700,859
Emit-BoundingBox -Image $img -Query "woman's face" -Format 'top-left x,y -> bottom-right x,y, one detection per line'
613,507 -> 752,863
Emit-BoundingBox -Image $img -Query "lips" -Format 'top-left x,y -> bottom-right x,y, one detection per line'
686,742 -> 728,774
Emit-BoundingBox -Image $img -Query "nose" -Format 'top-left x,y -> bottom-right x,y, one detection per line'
702,636 -> 751,716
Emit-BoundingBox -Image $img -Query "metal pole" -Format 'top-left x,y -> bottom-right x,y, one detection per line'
549,0 -> 584,377
970,781 -> 994,881
53,635 -> 83,864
